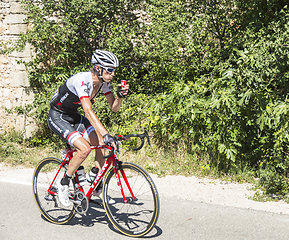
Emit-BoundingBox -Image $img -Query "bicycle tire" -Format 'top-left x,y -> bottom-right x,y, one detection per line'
32,157 -> 75,224
103,162 -> 159,237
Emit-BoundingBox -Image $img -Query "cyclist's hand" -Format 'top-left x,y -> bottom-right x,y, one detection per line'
116,84 -> 129,98
103,133 -> 114,147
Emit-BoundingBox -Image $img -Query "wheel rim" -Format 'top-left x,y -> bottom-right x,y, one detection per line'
33,158 -> 75,224
103,163 -> 159,237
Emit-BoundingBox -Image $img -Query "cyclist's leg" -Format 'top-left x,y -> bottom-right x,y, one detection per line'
66,137 -> 91,175
77,115 -> 105,168
48,109 -> 91,206
48,109 -> 92,176
88,130 -> 105,168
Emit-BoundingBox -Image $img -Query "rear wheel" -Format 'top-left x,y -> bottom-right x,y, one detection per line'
32,157 -> 75,224
103,162 -> 159,237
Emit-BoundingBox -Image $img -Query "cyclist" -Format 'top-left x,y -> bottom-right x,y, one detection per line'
48,49 -> 129,207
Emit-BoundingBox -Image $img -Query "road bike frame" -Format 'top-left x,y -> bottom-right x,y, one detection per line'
47,144 -> 135,203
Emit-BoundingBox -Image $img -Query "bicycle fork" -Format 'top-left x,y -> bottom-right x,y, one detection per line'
113,161 -> 136,203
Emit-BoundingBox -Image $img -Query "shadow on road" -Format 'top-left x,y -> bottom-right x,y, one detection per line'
41,202 -> 163,238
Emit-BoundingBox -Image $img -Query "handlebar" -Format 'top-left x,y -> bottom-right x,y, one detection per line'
117,130 -> 151,151
103,130 -> 151,158
103,146 -> 114,159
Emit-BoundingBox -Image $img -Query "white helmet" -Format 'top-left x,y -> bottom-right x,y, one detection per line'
91,49 -> 119,68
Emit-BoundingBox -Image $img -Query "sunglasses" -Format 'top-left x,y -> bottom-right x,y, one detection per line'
102,66 -> 116,74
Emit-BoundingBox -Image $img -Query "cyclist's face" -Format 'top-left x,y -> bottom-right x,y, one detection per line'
102,68 -> 115,83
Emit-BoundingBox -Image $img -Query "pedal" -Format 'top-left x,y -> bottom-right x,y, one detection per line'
44,193 -> 58,207
44,195 -> 53,201
44,186 -> 57,201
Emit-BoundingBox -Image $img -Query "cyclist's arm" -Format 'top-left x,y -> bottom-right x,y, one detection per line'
105,84 -> 129,112
106,93 -> 122,113
80,97 -> 108,136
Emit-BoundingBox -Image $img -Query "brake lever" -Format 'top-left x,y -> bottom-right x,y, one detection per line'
113,136 -> 121,154
144,130 -> 151,147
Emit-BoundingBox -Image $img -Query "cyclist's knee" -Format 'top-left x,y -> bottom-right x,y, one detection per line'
73,138 -> 91,159
79,145 -> 91,159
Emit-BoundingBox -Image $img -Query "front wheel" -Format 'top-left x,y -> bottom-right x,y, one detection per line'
32,157 -> 75,224
103,162 -> 160,237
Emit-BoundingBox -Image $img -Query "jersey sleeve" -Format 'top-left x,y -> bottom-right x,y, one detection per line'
71,73 -> 92,100
102,82 -> 112,96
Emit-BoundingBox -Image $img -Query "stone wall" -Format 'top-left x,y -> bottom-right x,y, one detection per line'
0,0 -> 36,137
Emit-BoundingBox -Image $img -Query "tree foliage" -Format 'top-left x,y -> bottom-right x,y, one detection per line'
147,1 -> 289,196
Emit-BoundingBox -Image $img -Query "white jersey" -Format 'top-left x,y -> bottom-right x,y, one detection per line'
50,72 -> 111,113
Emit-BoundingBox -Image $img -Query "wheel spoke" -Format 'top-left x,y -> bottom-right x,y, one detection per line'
32,158 -> 75,224
103,162 -> 159,237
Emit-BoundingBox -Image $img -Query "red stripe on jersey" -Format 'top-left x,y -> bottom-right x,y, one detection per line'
82,124 -> 92,136
79,96 -> 89,100
104,91 -> 112,96
74,96 -> 89,103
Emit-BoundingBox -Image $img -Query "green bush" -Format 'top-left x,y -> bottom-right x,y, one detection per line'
0,130 -> 24,162
148,4 -> 289,197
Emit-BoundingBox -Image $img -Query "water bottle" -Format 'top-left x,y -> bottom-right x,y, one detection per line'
76,166 -> 87,186
87,166 -> 99,185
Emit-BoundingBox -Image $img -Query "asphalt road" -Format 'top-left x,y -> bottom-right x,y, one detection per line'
1,174 -> 289,239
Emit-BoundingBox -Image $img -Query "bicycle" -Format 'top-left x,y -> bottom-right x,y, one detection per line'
32,130 -> 159,237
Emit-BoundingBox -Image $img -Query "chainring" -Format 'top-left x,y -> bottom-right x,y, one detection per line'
72,191 -> 89,215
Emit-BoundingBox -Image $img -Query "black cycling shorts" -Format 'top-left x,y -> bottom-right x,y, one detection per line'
48,108 -> 95,146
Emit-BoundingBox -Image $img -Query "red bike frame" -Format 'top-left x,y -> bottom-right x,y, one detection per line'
47,144 -> 136,202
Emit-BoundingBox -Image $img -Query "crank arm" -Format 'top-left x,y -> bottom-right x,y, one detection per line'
70,200 -> 81,205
